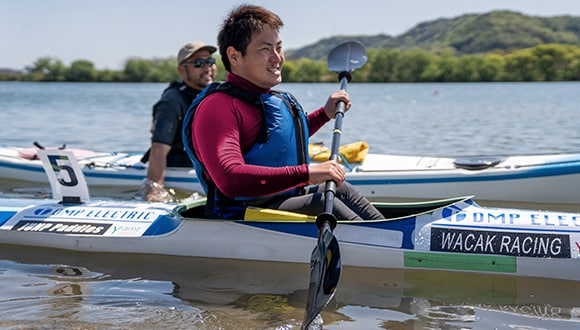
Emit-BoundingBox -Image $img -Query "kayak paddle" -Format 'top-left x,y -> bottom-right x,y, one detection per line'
302,41 -> 368,329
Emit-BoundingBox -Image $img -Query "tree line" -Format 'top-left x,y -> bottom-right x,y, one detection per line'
2,43 -> 579,83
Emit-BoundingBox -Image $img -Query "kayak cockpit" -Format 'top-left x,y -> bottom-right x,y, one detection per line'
175,196 -> 474,222
371,195 -> 473,221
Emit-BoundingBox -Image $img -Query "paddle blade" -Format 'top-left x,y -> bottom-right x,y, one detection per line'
303,222 -> 342,328
327,41 -> 368,73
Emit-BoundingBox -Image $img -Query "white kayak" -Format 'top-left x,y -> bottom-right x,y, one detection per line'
0,149 -> 579,282
2,193 -> 580,281
1,143 -> 580,204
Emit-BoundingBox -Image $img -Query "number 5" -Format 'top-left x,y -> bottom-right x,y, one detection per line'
47,154 -> 79,187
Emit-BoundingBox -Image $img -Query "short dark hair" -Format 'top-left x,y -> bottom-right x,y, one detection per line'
217,4 -> 284,72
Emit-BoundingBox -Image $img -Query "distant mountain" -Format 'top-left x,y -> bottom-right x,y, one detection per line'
286,10 -> 580,60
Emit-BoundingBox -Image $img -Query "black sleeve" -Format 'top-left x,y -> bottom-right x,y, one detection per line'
151,89 -> 184,146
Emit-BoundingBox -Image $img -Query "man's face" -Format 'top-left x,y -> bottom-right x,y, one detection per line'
179,49 -> 216,90
231,27 -> 283,89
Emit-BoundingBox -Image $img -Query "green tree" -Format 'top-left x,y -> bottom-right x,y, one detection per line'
97,69 -> 125,82
533,44 -> 571,81
422,53 -> 456,82
480,53 -> 505,81
29,57 -> 66,81
145,58 -> 177,82
565,57 -> 580,80
123,58 -> 153,82
66,60 -> 96,82
392,49 -> 434,82
288,58 -> 326,82
281,61 -> 295,82
456,55 -> 484,82
504,49 -> 541,81
366,48 -> 399,82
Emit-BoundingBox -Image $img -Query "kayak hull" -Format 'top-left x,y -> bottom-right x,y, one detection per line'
1,196 -> 579,281
349,153 -> 580,204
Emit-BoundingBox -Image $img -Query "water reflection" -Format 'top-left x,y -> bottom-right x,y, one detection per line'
0,254 -> 203,328
1,244 -> 580,329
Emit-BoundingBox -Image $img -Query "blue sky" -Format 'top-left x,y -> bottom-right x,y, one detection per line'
1,0 -> 579,70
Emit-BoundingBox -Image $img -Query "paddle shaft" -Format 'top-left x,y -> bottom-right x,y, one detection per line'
323,72 -> 350,214
303,41 -> 367,329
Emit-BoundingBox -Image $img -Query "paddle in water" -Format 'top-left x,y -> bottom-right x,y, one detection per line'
302,41 -> 368,329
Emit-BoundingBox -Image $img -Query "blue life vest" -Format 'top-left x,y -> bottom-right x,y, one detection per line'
182,82 -> 310,218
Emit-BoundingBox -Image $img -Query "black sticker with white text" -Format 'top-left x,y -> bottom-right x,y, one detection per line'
12,220 -> 110,235
431,227 -> 570,258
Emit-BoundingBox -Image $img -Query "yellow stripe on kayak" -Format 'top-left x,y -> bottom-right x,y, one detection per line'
244,207 -> 316,222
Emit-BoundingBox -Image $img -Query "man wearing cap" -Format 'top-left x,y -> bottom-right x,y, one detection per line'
142,41 -> 217,202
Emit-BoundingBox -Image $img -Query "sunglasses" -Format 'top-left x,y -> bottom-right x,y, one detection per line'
183,57 -> 216,68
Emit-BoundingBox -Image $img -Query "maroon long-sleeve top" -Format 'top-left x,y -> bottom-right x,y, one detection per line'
191,73 -> 330,198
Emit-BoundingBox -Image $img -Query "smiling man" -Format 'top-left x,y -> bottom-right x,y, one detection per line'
185,4 -> 384,220
142,41 -> 217,202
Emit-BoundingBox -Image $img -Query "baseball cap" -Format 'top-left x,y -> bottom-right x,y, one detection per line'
177,41 -> 217,65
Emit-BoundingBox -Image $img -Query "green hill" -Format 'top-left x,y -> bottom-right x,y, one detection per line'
286,10 -> 580,60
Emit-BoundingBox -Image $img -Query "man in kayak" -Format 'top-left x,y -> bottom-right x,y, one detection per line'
184,4 -> 383,220
142,41 -> 217,202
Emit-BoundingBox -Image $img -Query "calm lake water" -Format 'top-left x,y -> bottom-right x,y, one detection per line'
1,81 -> 580,329
1,81 -> 579,155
